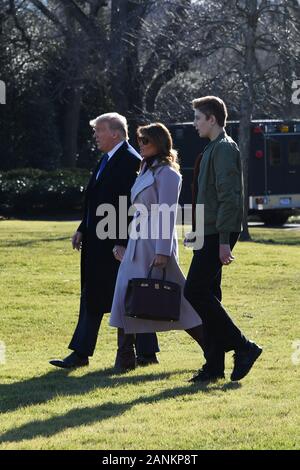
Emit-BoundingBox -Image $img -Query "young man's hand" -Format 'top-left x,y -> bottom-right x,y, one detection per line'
219,244 -> 235,265
72,231 -> 83,251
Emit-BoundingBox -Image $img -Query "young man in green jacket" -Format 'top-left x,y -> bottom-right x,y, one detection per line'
184,96 -> 262,382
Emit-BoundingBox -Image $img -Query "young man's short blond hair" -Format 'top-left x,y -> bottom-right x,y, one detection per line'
89,112 -> 128,140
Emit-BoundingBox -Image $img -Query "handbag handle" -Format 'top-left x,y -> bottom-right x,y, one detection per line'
147,263 -> 166,281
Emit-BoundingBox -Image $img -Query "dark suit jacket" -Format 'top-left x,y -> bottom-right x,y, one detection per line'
78,142 -> 141,314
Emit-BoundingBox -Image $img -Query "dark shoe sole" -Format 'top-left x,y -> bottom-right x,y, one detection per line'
49,360 -> 89,369
230,346 -> 263,381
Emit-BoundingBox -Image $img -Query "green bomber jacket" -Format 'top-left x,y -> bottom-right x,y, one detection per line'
196,130 -> 244,244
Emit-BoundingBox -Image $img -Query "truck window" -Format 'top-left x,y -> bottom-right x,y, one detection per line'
288,140 -> 300,166
268,138 -> 281,166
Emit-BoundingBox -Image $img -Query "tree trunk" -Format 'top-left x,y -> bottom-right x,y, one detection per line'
238,98 -> 252,241
110,0 -> 146,134
238,0 -> 259,241
61,8 -> 84,168
110,0 -> 129,114
62,86 -> 81,168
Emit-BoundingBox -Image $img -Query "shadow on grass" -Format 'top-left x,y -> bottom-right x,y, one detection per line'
0,367 -> 172,414
0,369 -> 240,443
0,216 -> 82,222
0,236 -> 70,248
241,232 -> 300,246
247,222 -> 300,246
251,238 -> 300,246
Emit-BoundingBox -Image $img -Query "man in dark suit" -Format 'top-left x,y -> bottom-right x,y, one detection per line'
49,113 -> 159,370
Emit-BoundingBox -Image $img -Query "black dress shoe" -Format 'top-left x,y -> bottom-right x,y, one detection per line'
49,352 -> 89,369
231,341 -> 263,381
136,354 -> 159,366
188,364 -> 225,383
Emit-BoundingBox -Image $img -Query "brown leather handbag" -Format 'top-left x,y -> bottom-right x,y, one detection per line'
125,265 -> 181,322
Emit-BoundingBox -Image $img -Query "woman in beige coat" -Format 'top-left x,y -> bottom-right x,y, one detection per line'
109,123 -> 205,372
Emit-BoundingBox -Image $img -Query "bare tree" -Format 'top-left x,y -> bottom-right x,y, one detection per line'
10,0 -> 109,167
182,0 -> 297,240
109,0 -> 195,129
4,0 -> 300,176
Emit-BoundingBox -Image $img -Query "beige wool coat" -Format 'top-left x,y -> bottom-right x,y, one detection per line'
109,162 -> 202,334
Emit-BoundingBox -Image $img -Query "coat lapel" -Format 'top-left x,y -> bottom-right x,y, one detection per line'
131,168 -> 155,203
85,158 -> 102,192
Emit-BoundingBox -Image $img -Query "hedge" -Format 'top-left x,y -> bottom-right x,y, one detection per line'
0,168 -> 91,215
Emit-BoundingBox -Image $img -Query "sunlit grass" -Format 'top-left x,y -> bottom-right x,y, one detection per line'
0,220 -> 299,449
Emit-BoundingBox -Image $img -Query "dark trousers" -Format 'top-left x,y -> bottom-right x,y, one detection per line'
69,287 -> 159,358
184,233 -> 248,373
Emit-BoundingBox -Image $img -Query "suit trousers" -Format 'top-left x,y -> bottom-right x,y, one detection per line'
69,287 -> 159,357
184,232 -> 248,373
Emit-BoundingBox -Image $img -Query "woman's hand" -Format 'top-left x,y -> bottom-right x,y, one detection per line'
113,245 -> 126,262
151,254 -> 169,269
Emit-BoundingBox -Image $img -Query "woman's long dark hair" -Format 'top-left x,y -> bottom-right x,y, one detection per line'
137,122 -> 180,173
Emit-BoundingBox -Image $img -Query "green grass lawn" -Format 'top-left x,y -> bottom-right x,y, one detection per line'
0,220 -> 299,450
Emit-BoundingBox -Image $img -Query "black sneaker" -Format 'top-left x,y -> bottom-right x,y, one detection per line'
188,365 -> 225,383
231,341 -> 263,381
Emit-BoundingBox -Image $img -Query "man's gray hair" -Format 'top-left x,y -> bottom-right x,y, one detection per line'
89,112 -> 128,140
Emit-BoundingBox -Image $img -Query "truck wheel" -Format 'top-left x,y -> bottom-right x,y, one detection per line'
260,213 -> 289,226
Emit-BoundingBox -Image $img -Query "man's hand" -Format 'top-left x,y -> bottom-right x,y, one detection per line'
113,245 -> 126,262
72,231 -> 83,251
151,254 -> 169,269
219,244 -> 235,265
